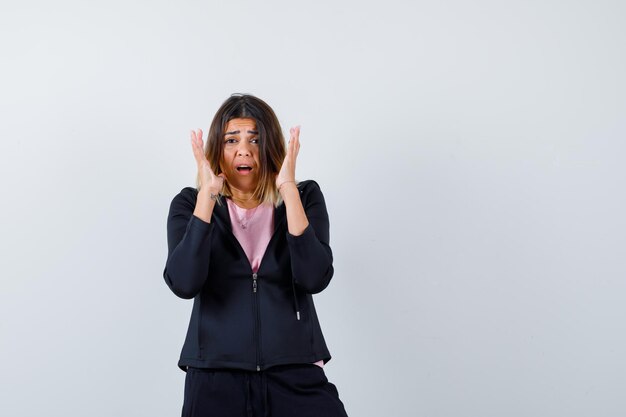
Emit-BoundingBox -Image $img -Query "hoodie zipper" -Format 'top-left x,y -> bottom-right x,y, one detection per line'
210,197 -> 296,372
252,272 -> 262,371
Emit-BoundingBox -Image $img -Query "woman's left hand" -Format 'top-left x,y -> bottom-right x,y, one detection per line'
276,125 -> 301,191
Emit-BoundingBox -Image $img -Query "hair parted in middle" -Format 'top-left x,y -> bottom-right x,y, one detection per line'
196,93 -> 287,207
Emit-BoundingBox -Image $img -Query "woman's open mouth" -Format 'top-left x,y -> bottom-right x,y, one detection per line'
236,165 -> 253,175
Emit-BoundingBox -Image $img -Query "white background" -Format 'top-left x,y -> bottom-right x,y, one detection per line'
1,1 -> 625,416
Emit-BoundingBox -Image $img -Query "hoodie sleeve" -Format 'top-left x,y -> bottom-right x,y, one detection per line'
286,180 -> 334,294
163,188 -> 214,299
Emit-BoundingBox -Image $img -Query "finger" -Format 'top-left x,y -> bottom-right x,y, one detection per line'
191,129 -> 201,148
291,125 -> 300,141
194,129 -> 203,149
289,127 -> 300,153
191,130 -> 201,159
290,127 -> 300,155
192,135 -> 211,172
194,130 -> 211,163
192,129 -> 203,148
197,128 -> 204,145
191,131 -> 204,164
292,126 -> 300,145
285,135 -> 294,159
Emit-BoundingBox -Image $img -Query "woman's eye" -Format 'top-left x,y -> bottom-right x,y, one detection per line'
250,138 -> 259,144
225,138 -> 237,144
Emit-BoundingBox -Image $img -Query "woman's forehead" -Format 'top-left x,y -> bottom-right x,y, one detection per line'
225,118 -> 257,131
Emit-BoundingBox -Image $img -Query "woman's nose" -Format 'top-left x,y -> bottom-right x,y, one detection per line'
237,143 -> 251,156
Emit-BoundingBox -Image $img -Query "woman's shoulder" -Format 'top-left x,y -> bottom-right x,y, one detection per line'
179,186 -> 199,196
296,179 -> 322,191
168,186 -> 199,210
296,179 -> 328,202
175,186 -> 198,200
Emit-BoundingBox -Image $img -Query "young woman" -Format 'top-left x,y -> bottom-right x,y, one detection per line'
163,94 -> 349,417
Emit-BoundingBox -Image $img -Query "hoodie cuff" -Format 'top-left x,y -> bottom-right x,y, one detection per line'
189,214 -> 213,232
286,223 -> 316,245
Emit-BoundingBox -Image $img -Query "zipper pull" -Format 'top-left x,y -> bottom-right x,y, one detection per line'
296,311 -> 301,321
252,273 -> 257,293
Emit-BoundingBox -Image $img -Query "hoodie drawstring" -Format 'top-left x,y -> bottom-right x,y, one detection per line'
291,280 -> 301,320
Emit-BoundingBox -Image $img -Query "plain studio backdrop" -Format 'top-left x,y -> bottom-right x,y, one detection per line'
1,1 -> 624,416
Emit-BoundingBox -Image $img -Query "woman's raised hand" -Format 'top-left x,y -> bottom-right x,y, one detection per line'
190,129 -> 224,193
276,125 -> 301,191
276,125 -> 309,235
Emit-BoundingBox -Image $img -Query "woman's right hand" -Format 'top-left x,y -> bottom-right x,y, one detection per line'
190,129 -> 225,194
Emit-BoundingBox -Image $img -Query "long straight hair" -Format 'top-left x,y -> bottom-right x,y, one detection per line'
196,93 -> 287,207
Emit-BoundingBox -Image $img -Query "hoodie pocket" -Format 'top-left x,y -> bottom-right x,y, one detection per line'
197,297 -> 204,360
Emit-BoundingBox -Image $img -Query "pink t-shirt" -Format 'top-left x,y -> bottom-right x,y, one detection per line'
226,198 -> 324,369
226,198 -> 274,273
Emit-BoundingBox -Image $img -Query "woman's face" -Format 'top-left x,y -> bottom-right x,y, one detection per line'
220,118 -> 262,192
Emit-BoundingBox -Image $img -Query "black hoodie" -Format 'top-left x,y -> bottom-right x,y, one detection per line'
163,180 -> 334,372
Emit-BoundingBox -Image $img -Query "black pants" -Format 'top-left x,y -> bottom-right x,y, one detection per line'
182,363 -> 349,417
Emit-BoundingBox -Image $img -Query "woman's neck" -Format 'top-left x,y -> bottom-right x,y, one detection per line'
229,186 -> 260,209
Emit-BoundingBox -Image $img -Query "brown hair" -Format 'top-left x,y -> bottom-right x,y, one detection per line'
196,93 -> 287,207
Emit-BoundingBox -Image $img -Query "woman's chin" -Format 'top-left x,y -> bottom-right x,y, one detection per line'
227,176 -> 259,192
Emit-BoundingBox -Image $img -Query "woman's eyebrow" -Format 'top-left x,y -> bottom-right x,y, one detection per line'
225,130 -> 259,135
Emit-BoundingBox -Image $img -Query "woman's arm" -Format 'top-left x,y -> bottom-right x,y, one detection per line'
163,129 -> 224,299
280,181 -> 309,236
276,125 -> 334,293
284,180 -> 334,294
277,125 -> 309,237
163,188 -> 215,299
